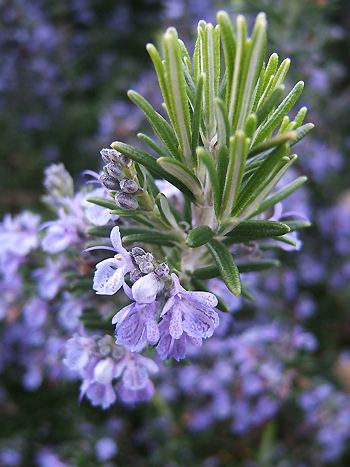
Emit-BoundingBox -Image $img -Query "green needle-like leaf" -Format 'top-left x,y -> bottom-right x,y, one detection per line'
128,90 -> 180,159
157,157 -> 202,199
86,196 -> 116,210
217,11 -> 236,105
237,12 -> 266,129
224,220 -> 290,243
215,98 -> 230,147
291,123 -> 315,145
222,131 -> 250,217
137,133 -> 166,157
155,193 -> 181,230
191,73 -> 204,158
263,53 -> 279,88
228,15 -> 247,127
197,147 -> 221,217
163,28 -> 192,165
193,258 -> 279,279
283,219 -> 311,232
232,143 -> 290,217
249,131 -> 297,157
256,85 -> 285,126
254,81 -> 304,145
122,232 -> 178,246
253,175 -> 308,215
186,225 -> 214,248
207,239 -> 241,296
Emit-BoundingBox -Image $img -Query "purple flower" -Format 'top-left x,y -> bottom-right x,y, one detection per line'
33,258 -> 64,300
86,381 -> 117,409
63,334 -> 95,371
162,274 -> 219,338
112,299 -> 159,352
23,297 -> 48,329
117,352 -> 158,404
0,212 -> 40,278
95,438 -> 118,462
41,210 -> 80,253
84,187 -> 115,226
92,226 -> 162,302
57,292 -> 84,331
92,226 -> 133,295
156,274 -> 219,360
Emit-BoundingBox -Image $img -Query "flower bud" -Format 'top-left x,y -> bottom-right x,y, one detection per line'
131,247 -> 146,258
44,163 -> 74,198
99,173 -> 119,191
120,179 -> 139,194
115,191 -> 138,210
155,262 -> 170,277
138,260 -> 155,274
133,252 -> 154,274
100,148 -> 120,164
105,162 -> 123,179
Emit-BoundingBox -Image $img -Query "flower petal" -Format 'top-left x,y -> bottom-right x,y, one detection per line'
145,307 -> 160,345
132,272 -> 162,304
94,357 -> 115,384
115,309 -> 147,352
111,303 -> 133,325
122,358 -> 149,391
181,301 -> 218,339
169,301 -> 183,339
93,258 -> 125,295
186,291 -> 218,308
110,226 -> 129,258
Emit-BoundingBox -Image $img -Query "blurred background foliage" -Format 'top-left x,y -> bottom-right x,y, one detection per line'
1,0 -> 350,465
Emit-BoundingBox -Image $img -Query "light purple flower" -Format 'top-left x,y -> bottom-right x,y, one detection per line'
84,187 -> 115,226
23,297 -> 48,329
33,258 -> 64,299
41,210 -> 80,253
57,292 -> 84,330
86,381 -> 117,409
161,274 -> 219,338
117,352 -> 158,404
63,334 -> 95,371
92,226 -> 133,295
112,299 -> 159,352
0,212 -> 40,278
0,212 -> 40,257
95,438 -> 118,462
92,227 -> 162,301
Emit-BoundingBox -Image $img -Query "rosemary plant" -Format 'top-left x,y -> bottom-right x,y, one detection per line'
88,11 -> 312,309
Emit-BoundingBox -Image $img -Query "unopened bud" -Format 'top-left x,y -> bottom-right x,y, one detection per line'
115,192 -> 138,210
138,260 -> 154,274
100,148 -> 120,164
155,263 -> 169,277
105,162 -> 123,179
99,173 -> 119,191
120,179 -> 139,194
131,247 -> 146,258
44,163 -> 74,198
